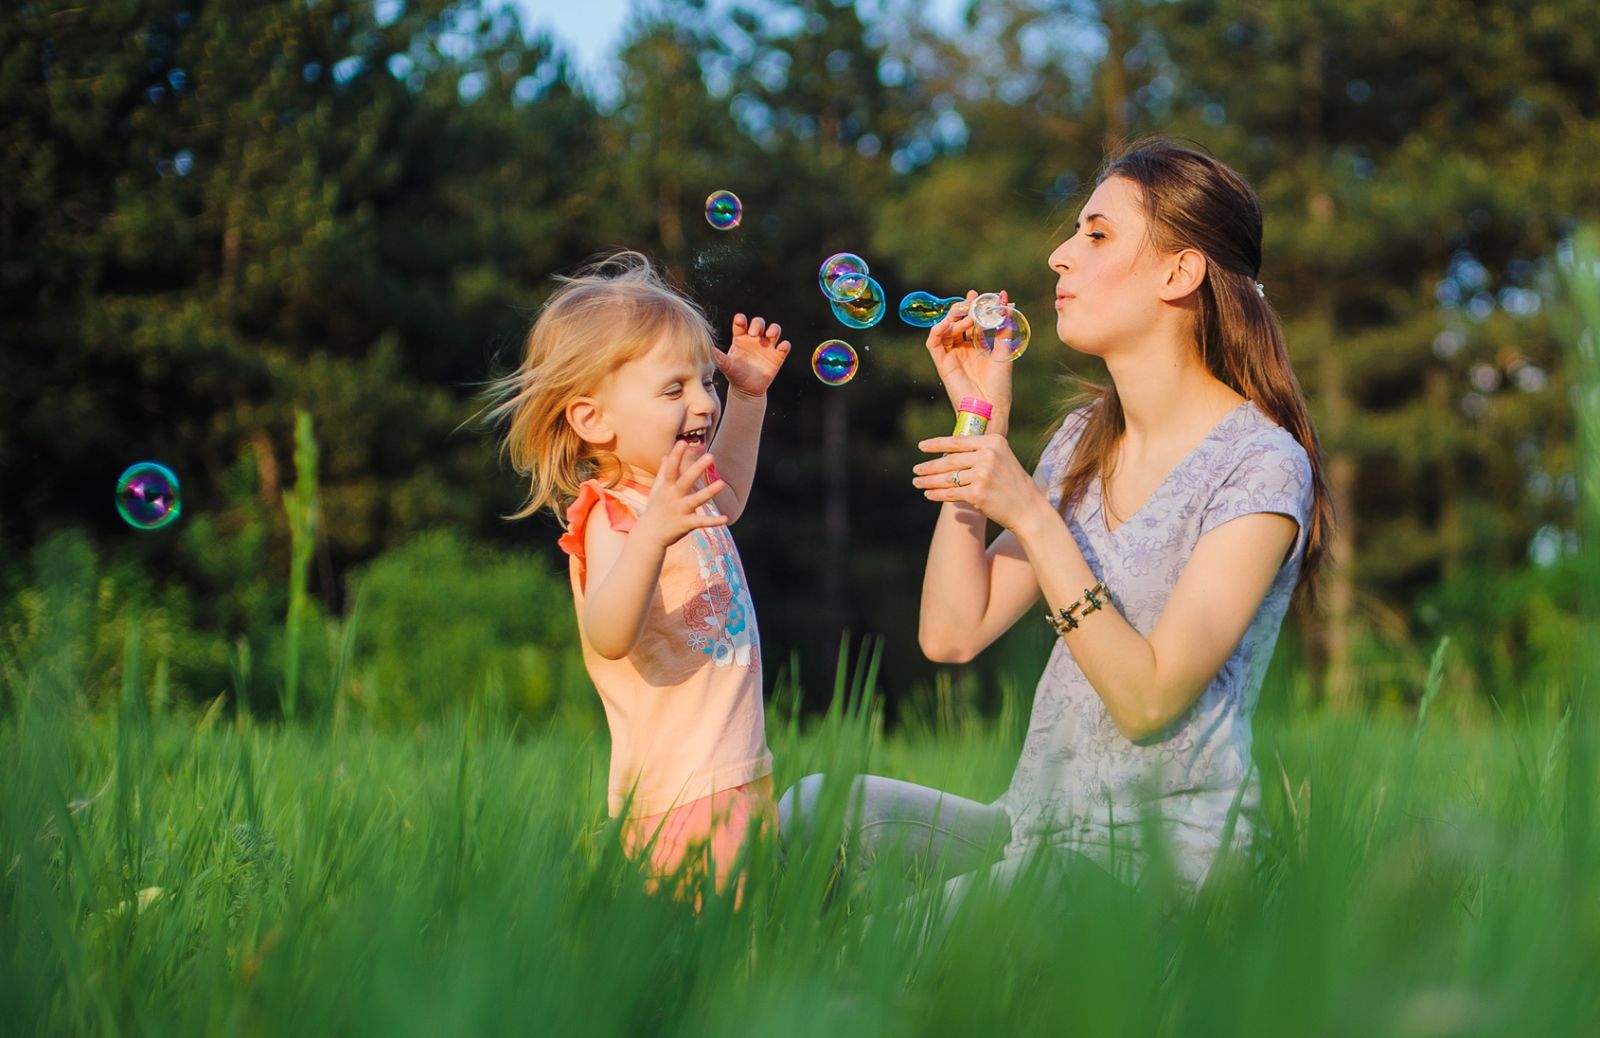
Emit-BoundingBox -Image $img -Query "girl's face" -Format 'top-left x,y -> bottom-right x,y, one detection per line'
586,335 -> 721,482
1046,175 -> 1178,357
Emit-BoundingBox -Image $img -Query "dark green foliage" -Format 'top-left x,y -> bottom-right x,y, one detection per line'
2,0 -> 1596,713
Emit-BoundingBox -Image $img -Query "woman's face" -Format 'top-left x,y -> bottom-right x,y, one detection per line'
1046,175 -> 1174,357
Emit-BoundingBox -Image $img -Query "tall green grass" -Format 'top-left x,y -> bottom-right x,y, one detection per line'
4,617 -> 1598,1034
1,235 -> 1597,1034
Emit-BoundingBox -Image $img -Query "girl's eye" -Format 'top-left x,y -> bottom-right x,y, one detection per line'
1088,232 -> 1107,241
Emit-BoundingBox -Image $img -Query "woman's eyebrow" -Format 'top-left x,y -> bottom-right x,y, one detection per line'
1073,212 -> 1111,229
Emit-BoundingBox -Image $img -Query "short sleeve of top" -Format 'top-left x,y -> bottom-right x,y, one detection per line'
1037,406 -> 1095,514
1197,426 -> 1315,565
557,481 -> 638,587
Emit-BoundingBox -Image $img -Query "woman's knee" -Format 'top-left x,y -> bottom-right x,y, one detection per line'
776,773 -> 828,848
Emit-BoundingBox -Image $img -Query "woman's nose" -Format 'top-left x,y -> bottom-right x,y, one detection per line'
1047,240 -> 1071,273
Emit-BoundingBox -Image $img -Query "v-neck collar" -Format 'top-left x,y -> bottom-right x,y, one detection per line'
1089,400 -> 1255,536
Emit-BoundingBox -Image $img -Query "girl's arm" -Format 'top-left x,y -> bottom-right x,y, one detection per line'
709,314 -> 791,522
917,434 -> 1298,740
581,446 -> 727,660
707,387 -> 765,521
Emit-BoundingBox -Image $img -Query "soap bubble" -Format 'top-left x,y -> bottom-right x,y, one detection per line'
971,292 -> 1007,329
974,305 -> 1031,363
705,190 -> 742,230
116,462 -> 182,530
811,340 -> 859,385
898,291 -> 964,327
819,252 -> 870,302
829,276 -> 886,329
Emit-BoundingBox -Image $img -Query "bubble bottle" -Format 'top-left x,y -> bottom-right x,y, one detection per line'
952,396 -> 993,437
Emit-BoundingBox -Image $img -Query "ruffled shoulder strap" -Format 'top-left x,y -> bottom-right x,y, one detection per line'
557,480 -> 639,582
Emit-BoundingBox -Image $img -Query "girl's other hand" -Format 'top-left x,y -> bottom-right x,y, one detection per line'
925,290 -> 1015,430
717,314 -> 792,398
635,442 -> 730,549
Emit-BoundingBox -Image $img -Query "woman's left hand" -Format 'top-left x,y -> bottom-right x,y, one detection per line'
913,433 -> 1047,531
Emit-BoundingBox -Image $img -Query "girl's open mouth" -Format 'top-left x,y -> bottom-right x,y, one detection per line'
677,429 -> 708,448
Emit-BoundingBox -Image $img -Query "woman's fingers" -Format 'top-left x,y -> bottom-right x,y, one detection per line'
917,434 -> 994,454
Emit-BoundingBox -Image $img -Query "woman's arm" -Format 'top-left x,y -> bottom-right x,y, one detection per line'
917,480 -> 1051,664
916,292 -> 1039,661
917,433 -> 1298,739
1009,499 -> 1295,739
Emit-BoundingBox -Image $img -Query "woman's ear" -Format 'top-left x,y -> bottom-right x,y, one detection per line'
1159,247 -> 1207,301
565,398 -> 614,447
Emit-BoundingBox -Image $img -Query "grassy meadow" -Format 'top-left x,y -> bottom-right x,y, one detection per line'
4,621 -> 1600,1036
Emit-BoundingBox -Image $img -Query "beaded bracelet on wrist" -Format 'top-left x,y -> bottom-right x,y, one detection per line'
1044,579 -> 1110,637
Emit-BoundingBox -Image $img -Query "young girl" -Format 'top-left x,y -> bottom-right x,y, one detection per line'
491,253 -> 791,900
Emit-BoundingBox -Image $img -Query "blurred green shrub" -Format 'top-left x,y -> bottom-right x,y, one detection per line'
346,531 -> 596,731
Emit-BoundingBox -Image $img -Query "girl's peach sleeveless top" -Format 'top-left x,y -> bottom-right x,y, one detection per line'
558,478 -> 771,819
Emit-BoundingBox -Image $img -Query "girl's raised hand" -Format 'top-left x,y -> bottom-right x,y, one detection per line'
925,290 -> 1014,428
716,314 -> 792,398
635,442 -> 730,549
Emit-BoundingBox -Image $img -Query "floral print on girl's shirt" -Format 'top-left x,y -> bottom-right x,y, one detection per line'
684,518 -> 759,671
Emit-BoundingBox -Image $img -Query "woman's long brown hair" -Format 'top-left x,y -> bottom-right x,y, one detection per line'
1054,138 -> 1333,606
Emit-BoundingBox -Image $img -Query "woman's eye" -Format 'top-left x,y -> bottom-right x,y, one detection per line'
1089,232 -> 1107,241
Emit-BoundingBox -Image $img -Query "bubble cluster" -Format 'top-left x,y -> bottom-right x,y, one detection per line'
811,340 -> 859,385
704,190 -> 743,230
116,462 -> 182,530
897,291 -> 963,327
829,276 -> 886,329
818,253 -> 870,303
974,305 -> 1031,363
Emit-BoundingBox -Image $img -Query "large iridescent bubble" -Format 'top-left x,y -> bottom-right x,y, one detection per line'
829,276 -> 886,329
705,190 -> 743,230
898,291 -> 964,328
974,305 -> 1031,363
818,253 -> 870,302
971,292 -> 1008,330
116,462 -> 182,530
811,340 -> 859,385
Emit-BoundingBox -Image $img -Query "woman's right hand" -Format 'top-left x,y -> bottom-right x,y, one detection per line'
925,290 -> 1015,431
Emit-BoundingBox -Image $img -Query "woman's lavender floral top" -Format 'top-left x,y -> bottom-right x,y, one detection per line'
992,399 -> 1314,887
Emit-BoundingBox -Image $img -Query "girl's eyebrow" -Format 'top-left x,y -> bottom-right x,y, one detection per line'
1074,212 -> 1110,229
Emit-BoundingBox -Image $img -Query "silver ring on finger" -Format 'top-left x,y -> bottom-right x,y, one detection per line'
950,470 -> 963,487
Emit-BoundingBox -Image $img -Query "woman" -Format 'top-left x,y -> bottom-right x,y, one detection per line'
779,138 -> 1333,893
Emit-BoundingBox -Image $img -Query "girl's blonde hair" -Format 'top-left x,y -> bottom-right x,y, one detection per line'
487,252 -> 716,523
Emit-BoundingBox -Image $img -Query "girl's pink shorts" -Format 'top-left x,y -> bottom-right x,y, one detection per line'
620,774 -> 776,899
